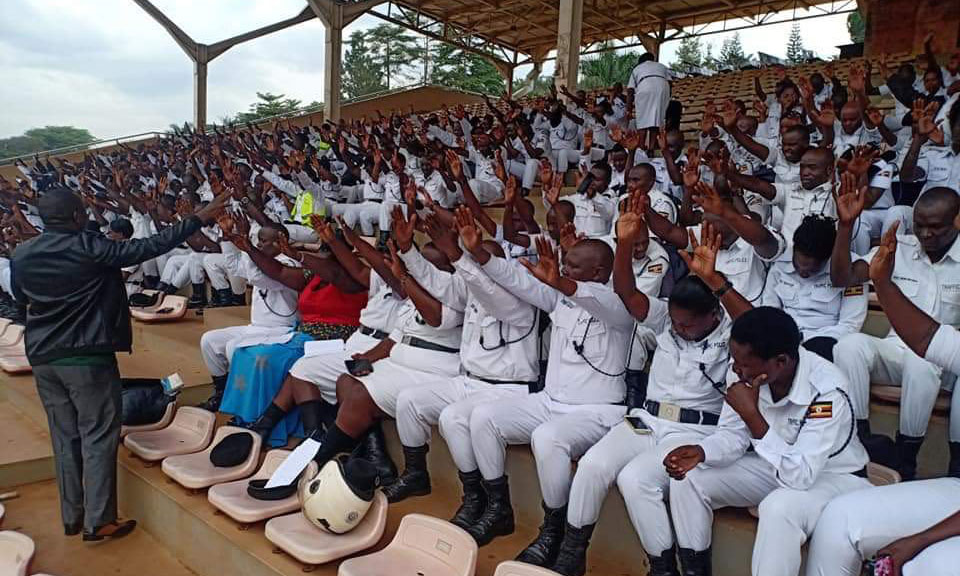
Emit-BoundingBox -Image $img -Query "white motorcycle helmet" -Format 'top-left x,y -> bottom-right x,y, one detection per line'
300,455 -> 379,534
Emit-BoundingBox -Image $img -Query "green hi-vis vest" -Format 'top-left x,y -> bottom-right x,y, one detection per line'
291,191 -> 325,224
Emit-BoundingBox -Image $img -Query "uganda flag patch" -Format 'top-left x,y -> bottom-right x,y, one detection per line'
843,285 -> 865,297
807,402 -> 833,419
648,263 -> 664,274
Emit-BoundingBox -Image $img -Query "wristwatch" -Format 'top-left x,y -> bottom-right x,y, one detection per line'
712,279 -> 733,298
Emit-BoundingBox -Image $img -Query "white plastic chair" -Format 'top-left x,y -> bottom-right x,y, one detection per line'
337,513 -> 477,576
493,561 -> 562,576
161,426 -> 261,490
208,450 -> 318,524
123,406 -> 216,462
121,400 -> 177,438
0,531 -> 35,576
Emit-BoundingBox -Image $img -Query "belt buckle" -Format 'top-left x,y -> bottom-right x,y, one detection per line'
659,402 -> 681,422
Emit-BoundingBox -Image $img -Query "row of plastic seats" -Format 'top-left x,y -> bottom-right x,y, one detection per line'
0,319 -> 31,374
0,504 -> 58,576
122,405 -> 560,575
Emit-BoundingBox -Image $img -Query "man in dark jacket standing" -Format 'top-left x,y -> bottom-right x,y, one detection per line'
12,186 -> 226,541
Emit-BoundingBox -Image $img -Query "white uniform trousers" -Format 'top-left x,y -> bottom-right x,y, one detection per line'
359,347 -> 461,417
566,421 -> 709,555
394,377 -> 528,468
467,179 -> 504,204
200,326 -> 250,377
342,201 -> 382,236
669,453 -> 870,576
284,223 -> 319,244
0,258 -> 11,296
834,334 -> 951,439
506,158 -> 541,191
161,252 -> 205,288
549,149 -> 580,175
288,332 -> 382,404
202,253 -> 247,294
469,391 -> 626,508
143,247 -> 189,281
806,477 -> 960,576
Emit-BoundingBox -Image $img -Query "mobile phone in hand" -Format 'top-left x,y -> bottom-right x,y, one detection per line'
625,415 -> 652,435
345,358 -> 374,377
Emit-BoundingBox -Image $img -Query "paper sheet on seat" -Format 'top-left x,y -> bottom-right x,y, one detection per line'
265,438 -> 321,488
303,339 -> 346,358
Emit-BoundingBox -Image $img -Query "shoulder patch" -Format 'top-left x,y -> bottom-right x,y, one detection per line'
843,285 -> 865,297
807,402 -> 833,419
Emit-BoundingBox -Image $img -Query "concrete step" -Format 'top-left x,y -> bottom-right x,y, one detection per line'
0,398 -> 54,489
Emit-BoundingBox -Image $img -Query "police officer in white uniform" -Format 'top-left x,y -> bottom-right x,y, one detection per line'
806,224 -> 960,576
664,306 -> 870,576
385,209 -> 539,522
548,218 -> 742,576
762,215 -> 868,361
466,236 -> 631,565
546,164 -> 617,239
832,186 -> 960,479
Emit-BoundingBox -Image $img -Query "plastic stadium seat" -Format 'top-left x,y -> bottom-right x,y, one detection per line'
0,325 -> 23,347
208,450 -> 318,524
121,400 -> 177,438
123,406 -> 216,462
161,426 -> 261,490
0,356 -> 31,375
266,492 -> 388,568
493,561 -> 561,576
129,291 -> 188,323
337,513 -> 477,576
872,384 -> 951,413
0,531 -> 35,576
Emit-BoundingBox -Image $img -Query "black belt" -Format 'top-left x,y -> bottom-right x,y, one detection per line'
645,400 -> 720,426
360,325 -> 389,340
466,371 -> 538,387
401,336 -> 459,354
366,198 -> 383,204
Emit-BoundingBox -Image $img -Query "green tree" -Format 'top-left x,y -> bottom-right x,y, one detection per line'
579,45 -> 637,89
343,30 -> 387,99
430,43 -> 504,94
719,33 -> 749,70
786,23 -> 806,64
847,11 -> 866,43
0,126 -> 96,158
702,42 -> 718,71
234,92 -> 303,123
366,24 -> 424,90
671,36 -> 703,72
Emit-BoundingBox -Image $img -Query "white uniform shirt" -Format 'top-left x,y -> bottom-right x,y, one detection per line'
771,181 -> 837,248
860,234 -> 960,332
688,224 -> 785,303
762,259 -> 868,341
565,191 -> 618,238
832,122 -> 884,157
222,242 -> 300,329
549,117 -> 580,151
701,349 -> 869,489
399,248 -> 539,383
482,256 -> 633,405
468,147 -> 504,193
358,269 -> 406,334
916,146 -> 960,193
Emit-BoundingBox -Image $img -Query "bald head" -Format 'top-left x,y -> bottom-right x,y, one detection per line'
563,238 -> 615,284
916,187 -> 960,216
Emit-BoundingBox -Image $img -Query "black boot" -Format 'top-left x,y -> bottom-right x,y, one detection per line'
382,445 -> 431,502
143,275 -> 160,290
231,291 -> 246,306
550,522 -> 595,576
298,400 -> 326,437
209,288 -> 233,308
376,231 -> 390,251
515,502 -> 567,566
157,281 -> 177,295
646,546 -> 680,576
196,375 -> 227,412
311,424 -> 360,467
353,423 -> 397,485
248,403 -> 287,443
187,283 -> 208,309
467,476 -> 515,545
895,432 -> 925,481
678,547 -> 712,576
949,442 -> 960,478
857,419 -> 898,469
450,470 -> 486,530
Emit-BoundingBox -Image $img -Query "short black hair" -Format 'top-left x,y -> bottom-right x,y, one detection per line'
38,186 -> 84,227
793,215 -> 836,262
731,306 -> 802,360
669,276 -> 720,316
109,218 -> 135,239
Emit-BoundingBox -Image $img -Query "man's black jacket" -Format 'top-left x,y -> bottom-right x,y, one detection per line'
12,216 -> 203,364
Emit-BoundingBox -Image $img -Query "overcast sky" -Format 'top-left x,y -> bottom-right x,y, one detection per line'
0,0 -> 854,141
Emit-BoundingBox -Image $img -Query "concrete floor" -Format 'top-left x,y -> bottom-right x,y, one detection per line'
1,480 -> 196,576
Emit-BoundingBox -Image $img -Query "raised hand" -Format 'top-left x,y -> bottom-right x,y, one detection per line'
391,205 -> 417,253
679,220 -> 723,286
423,213 -> 460,261
724,374 -> 767,419
539,159 -> 554,190
616,192 -> 648,244
504,175 -> 519,206
835,171 -> 867,226
453,206 -> 482,254
387,239 -> 408,281
719,99 -> 739,130
752,99 -> 769,123
869,221 -> 899,284
310,213 -> 336,244
520,235 -> 562,288
446,150 -> 463,180
583,128 -> 594,150
865,107 -> 885,128
811,99 -> 837,128
216,214 -> 234,236
545,177 -> 562,206
335,216 -> 360,246
682,149 -> 701,188
846,146 -> 878,176
277,233 -> 300,261
557,222 -> 584,252
691,181 -> 727,216
621,129 -> 642,151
